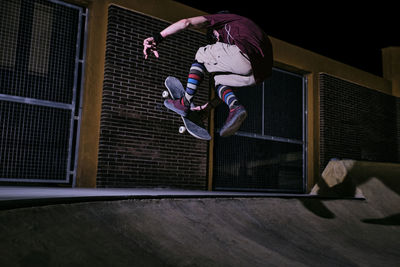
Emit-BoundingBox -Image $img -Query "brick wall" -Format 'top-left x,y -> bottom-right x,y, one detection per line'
97,5 -> 210,188
319,73 -> 398,173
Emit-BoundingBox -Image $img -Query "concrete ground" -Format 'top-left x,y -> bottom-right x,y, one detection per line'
0,167 -> 399,266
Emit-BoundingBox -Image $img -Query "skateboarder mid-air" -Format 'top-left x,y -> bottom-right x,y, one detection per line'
143,11 -> 273,137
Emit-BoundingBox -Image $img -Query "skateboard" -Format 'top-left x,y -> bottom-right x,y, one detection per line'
163,76 -> 211,140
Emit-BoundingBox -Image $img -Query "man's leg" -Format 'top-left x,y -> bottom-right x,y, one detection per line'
217,85 -> 239,109
216,84 -> 247,137
194,43 -> 253,136
184,61 -> 206,105
164,61 -> 206,116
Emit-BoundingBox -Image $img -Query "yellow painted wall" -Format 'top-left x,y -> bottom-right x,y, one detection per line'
67,0 -> 394,191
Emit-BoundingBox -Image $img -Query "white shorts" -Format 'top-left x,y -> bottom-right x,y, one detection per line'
195,42 -> 256,87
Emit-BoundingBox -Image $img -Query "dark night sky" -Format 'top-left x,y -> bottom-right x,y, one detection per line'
175,0 -> 399,77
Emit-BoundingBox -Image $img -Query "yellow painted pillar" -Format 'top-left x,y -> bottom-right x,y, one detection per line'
75,0 -> 108,187
382,47 -> 400,97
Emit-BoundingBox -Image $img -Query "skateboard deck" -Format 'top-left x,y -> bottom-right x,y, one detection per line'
163,76 -> 211,140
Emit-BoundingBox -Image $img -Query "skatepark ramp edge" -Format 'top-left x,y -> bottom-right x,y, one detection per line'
0,160 -> 399,266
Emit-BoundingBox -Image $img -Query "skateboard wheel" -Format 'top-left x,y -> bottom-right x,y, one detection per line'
179,126 -> 186,134
162,91 -> 169,98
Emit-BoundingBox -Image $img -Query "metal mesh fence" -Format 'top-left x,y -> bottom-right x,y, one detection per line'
0,101 -> 71,181
0,0 -> 86,184
213,68 -> 306,192
0,0 -> 79,103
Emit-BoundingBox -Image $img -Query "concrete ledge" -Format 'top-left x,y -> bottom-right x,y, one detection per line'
0,187 -> 342,210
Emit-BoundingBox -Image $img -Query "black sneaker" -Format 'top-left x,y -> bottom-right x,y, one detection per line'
220,105 -> 247,137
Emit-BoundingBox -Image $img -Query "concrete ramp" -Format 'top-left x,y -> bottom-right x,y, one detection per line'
0,164 -> 399,266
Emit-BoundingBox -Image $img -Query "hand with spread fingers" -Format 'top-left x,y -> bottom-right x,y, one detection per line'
143,37 -> 159,59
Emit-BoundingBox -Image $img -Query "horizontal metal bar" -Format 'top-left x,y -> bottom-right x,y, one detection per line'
48,0 -> 83,10
272,67 -> 304,78
0,178 -> 69,183
0,94 -> 73,110
214,187 -> 305,194
234,131 -> 303,145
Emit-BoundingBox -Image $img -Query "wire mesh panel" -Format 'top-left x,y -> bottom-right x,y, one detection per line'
213,68 -> 306,192
213,135 -> 304,191
319,73 -> 398,173
0,0 -> 87,184
0,101 -> 71,181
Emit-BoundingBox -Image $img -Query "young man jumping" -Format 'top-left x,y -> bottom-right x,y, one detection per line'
143,12 -> 273,137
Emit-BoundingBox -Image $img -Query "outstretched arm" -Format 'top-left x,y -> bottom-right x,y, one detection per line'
160,16 -> 208,38
143,16 -> 209,59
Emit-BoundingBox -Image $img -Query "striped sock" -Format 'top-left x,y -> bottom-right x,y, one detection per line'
185,61 -> 206,103
217,85 -> 239,109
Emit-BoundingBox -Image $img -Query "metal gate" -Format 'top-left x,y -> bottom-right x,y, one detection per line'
0,0 -> 87,186
213,68 -> 307,192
